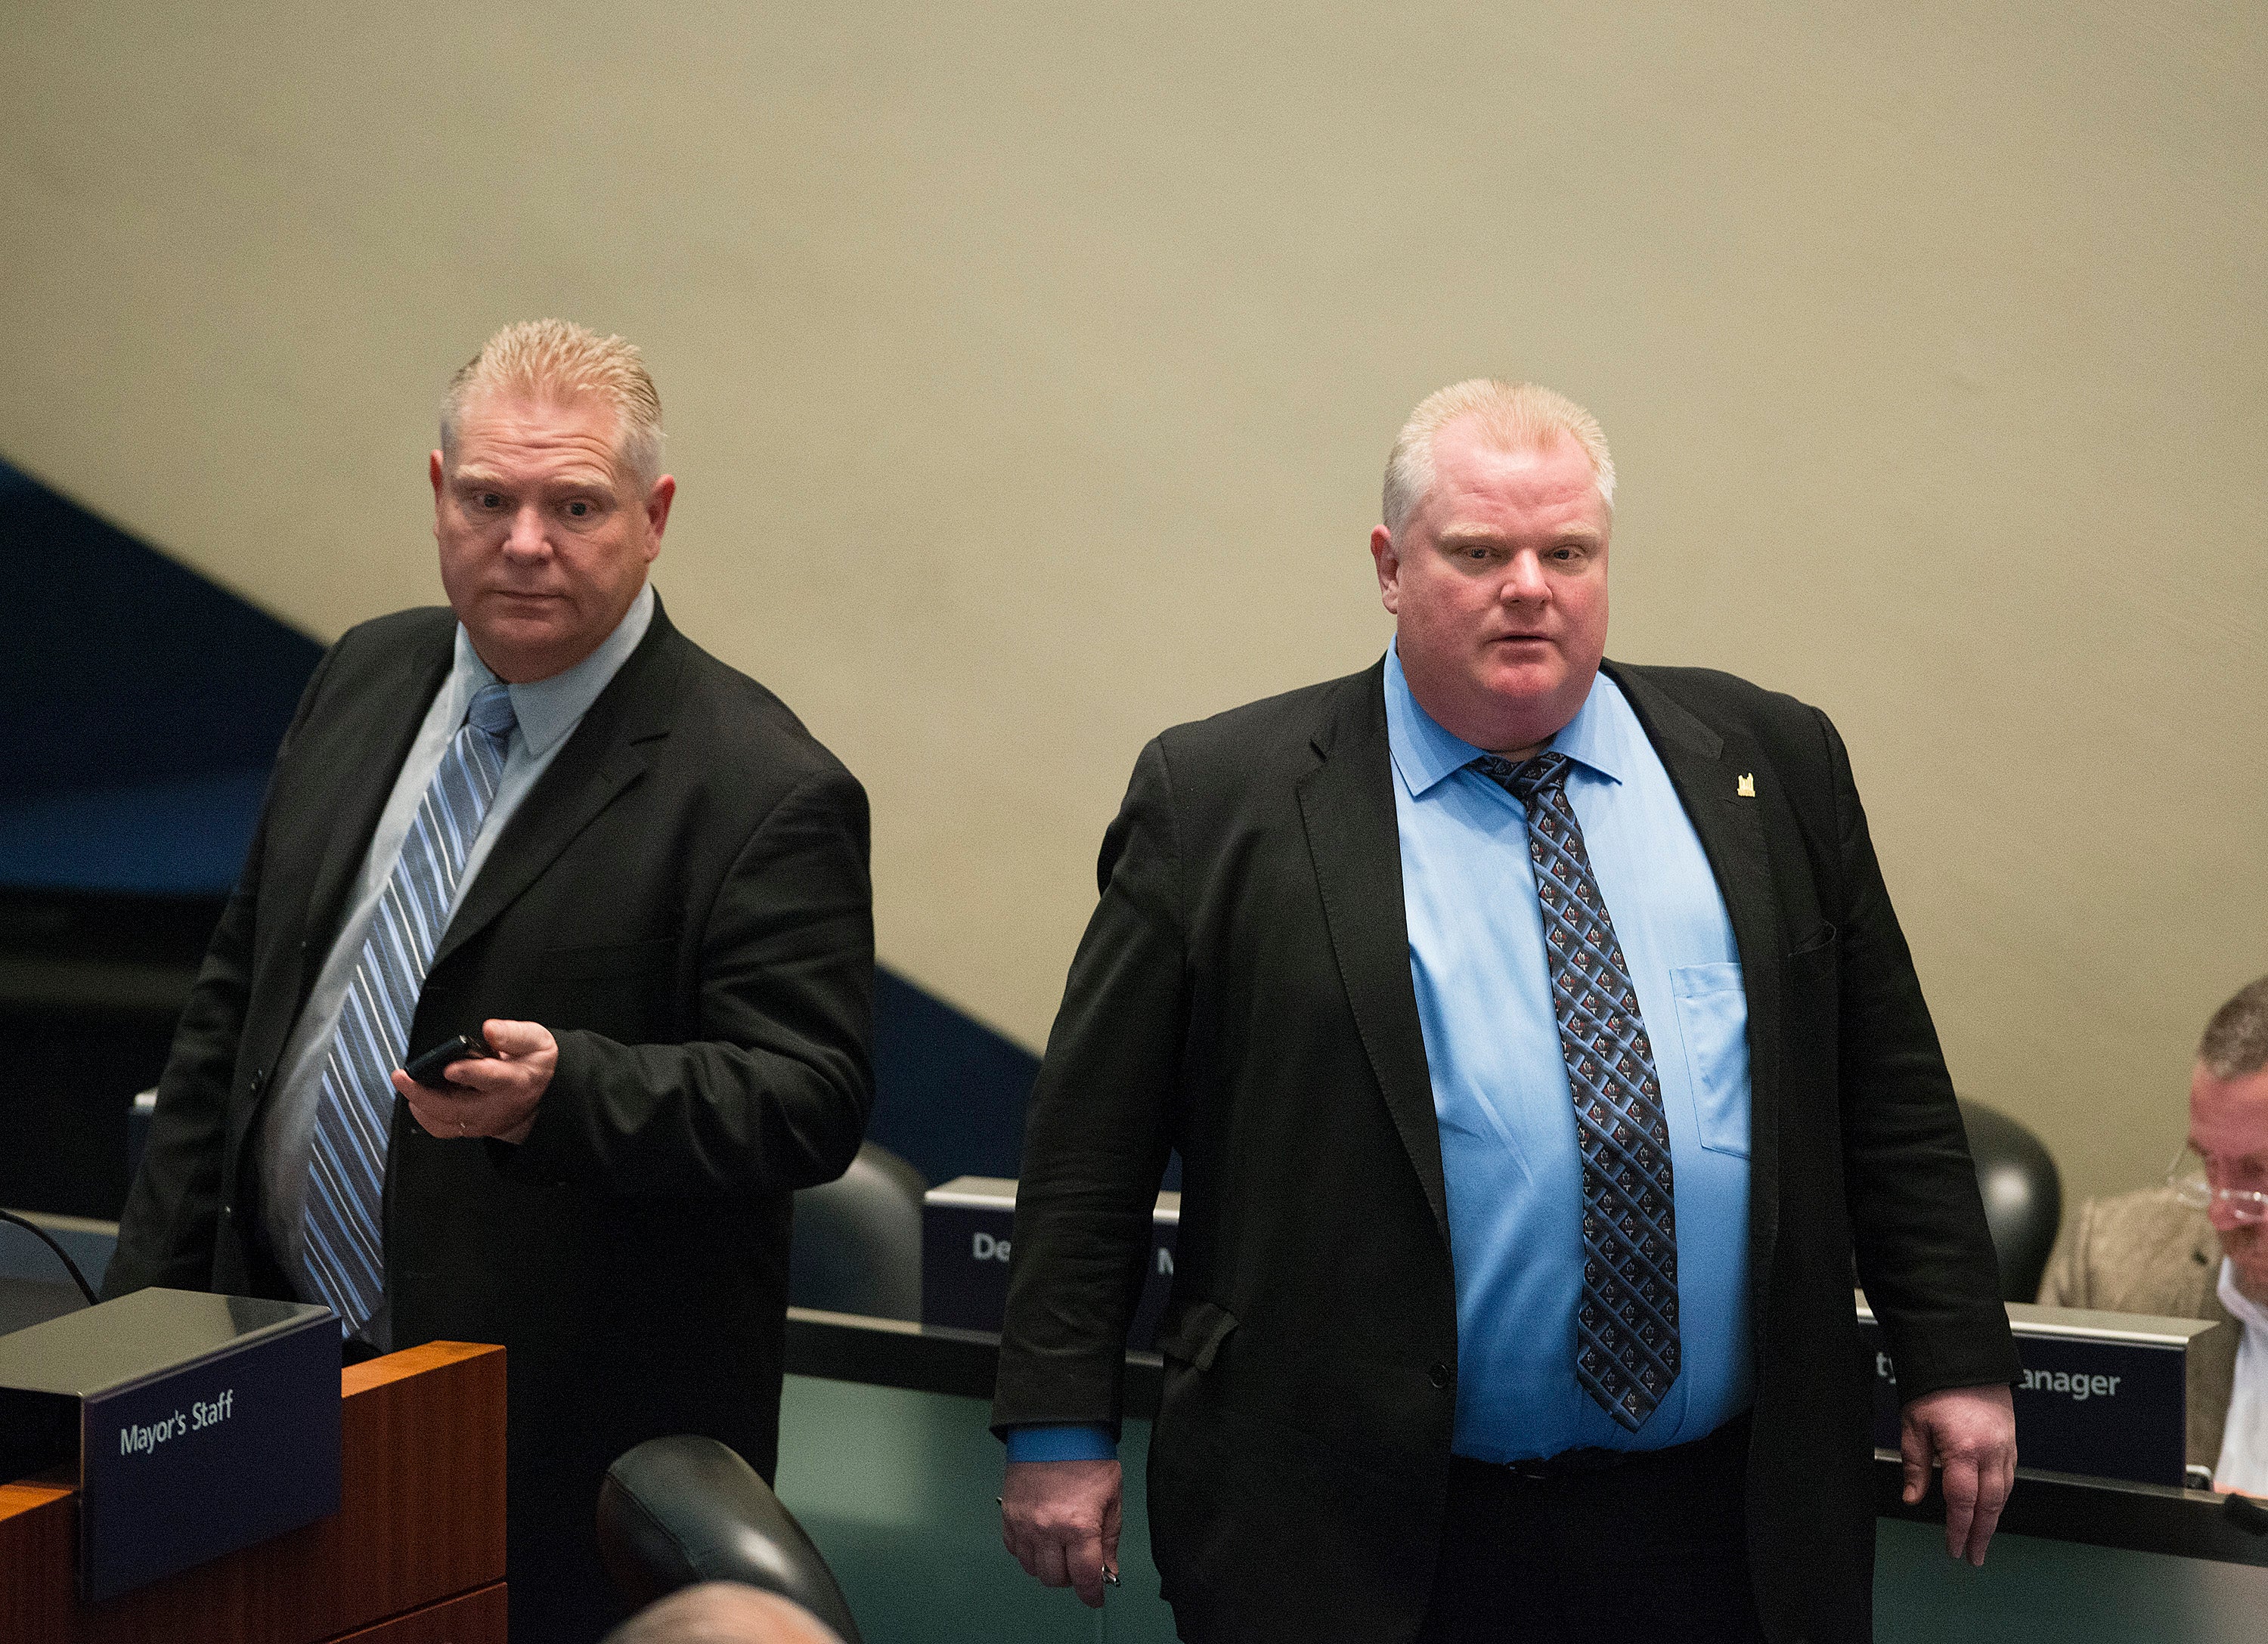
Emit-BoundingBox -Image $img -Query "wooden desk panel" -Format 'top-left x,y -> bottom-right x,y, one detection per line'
333,1584 -> 507,1644
0,1340 -> 506,1644
0,1472 -> 74,1642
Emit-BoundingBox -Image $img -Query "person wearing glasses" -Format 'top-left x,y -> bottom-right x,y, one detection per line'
2040,974 -> 2268,1493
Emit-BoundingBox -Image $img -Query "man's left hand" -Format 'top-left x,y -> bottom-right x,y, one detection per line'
1899,1382 -> 2017,1566
393,1018 -> 556,1145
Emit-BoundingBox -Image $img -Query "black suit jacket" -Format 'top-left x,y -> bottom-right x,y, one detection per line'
993,658 -> 2017,1644
107,599 -> 875,1642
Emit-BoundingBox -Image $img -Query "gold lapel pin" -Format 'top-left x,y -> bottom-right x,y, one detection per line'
1736,772 -> 1756,798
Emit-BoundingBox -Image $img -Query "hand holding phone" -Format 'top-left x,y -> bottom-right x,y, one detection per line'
392,1020 -> 555,1147
401,1030 -> 494,1088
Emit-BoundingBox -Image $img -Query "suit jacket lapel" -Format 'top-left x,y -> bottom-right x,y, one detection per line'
291,627 -> 457,976
2189,1215 -> 2239,1463
429,607 -> 684,971
1604,661 -> 1789,1293
2192,1216 -> 2229,1312
1295,664 -> 1450,1243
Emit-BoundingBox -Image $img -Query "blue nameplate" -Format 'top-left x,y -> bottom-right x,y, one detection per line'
921,1176 -> 1179,1349
0,1288 -> 341,1600
1857,1296 -> 2222,1488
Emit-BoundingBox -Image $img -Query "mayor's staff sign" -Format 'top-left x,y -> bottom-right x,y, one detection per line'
0,1288 -> 339,1600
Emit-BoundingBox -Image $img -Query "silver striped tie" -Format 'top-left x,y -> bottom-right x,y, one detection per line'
300,683 -> 516,1340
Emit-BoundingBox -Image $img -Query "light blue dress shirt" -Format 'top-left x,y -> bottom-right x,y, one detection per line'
1387,643 -> 1753,1459
256,583 -> 655,1348
1005,646 -> 1755,1465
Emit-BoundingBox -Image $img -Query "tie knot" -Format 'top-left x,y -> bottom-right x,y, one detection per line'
1472,750 -> 1571,804
466,683 -> 517,742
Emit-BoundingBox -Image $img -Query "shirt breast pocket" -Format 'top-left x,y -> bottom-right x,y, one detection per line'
1671,962 -> 1751,1159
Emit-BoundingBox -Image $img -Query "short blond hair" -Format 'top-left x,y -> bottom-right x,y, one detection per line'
1382,379 -> 1615,532
440,318 -> 665,484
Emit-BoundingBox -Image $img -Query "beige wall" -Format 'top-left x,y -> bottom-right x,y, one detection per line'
2,2 -> 2260,1210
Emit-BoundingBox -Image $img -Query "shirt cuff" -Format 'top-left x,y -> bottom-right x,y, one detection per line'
1003,1423 -> 1118,1463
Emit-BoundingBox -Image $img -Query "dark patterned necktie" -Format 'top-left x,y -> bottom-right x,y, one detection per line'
1473,751 -> 1680,1430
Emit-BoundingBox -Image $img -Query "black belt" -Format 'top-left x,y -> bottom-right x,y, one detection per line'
1489,1446 -> 1640,1481
1460,1411 -> 1751,1483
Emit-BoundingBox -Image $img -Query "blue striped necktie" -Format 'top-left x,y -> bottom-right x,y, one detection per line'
301,682 -> 516,1340
1473,750 -> 1681,1430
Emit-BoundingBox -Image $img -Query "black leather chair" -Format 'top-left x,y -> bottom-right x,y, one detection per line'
597,1435 -> 863,1644
789,1142 -> 925,1322
1957,1098 -> 2064,1302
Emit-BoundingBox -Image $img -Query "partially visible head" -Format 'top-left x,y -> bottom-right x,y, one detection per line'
430,320 -> 675,683
1370,381 -> 1616,755
2189,976 -> 2268,1298
600,1583 -> 844,1644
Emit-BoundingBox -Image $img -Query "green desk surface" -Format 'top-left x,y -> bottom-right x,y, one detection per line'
775,1375 -> 2268,1644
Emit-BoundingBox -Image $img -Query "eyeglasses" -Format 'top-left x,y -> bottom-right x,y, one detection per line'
2166,1148 -> 2268,1225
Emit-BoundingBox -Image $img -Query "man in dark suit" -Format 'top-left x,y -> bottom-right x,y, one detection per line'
994,380 -> 2017,1642
107,320 -> 874,1642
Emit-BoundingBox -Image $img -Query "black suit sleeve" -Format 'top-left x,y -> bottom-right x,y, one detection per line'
508,763 -> 876,1200
1821,707 -> 2020,1398
104,642 -> 342,1298
992,738 -> 1186,1438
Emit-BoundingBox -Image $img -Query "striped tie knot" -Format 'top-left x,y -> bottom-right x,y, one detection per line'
466,683 -> 517,743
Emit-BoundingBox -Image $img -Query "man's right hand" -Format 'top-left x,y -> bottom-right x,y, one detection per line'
1001,1457 -> 1122,1608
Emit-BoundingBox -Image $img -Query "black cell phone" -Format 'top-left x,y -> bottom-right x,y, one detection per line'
402,1030 -> 494,1088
